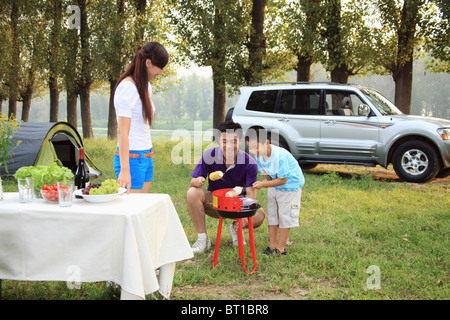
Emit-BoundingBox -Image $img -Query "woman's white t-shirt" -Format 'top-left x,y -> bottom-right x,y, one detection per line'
114,81 -> 154,150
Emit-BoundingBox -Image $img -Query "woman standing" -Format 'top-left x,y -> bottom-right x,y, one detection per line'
114,42 -> 169,193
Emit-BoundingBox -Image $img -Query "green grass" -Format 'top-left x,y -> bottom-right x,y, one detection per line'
1,139 -> 449,300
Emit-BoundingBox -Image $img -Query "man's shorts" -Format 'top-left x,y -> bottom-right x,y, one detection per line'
114,148 -> 153,189
201,188 -> 220,218
267,187 -> 302,228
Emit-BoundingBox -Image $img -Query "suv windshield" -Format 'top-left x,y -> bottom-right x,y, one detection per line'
361,88 -> 403,115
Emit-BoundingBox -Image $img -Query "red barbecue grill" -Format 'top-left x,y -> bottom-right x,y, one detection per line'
212,188 -> 260,274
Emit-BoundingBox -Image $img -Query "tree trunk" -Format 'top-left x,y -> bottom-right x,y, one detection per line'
134,0 -> 146,45
8,94 -> 17,120
393,58 -> 413,114
392,0 -> 420,115
65,84 -> 78,129
49,78 -> 59,122
64,23 -> 79,128
212,67 -> 226,130
330,64 -> 350,84
211,5 -> 227,129
296,56 -> 312,82
324,0 -> 350,84
108,80 -> 118,139
298,0 -> 320,82
79,85 -> 93,138
8,2 -> 20,118
106,1 -> 125,140
48,0 -> 62,123
246,0 -> 266,85
78,0 -> 93,138
21,85 -> 33,122
21,97 -> 32,122
67,90 -> 78,128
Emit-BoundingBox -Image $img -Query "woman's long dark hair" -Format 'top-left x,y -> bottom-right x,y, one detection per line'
115,42 -> 169,126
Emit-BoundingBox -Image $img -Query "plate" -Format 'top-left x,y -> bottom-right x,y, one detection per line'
74,187 -> 127,203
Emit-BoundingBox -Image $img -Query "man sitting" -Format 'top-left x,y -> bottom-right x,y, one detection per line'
187,120 -> 265,253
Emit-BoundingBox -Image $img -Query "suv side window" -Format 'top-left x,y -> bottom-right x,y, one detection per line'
246,90 -> 278,113
325,90 -> 365,116
279,90 -> 321,115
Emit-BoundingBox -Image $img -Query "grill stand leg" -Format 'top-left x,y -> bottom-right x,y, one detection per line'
212,217 -> 223,268
237,217 -> 257,275
212,216 -> 257,275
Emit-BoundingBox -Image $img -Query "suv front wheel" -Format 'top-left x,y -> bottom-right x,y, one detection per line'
392,140 -> 440,183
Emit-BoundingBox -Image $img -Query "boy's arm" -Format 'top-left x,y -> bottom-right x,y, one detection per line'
245,174 -> 269,199
253,177 -> 287,189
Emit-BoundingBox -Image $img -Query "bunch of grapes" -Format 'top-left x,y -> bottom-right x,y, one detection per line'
82,179 -> 120,195
82,183 -> 101,195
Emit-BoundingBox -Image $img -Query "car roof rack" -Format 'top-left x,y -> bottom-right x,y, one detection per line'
251,81 -> 344,87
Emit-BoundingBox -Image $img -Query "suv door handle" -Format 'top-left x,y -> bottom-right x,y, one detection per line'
278,117 -> 289,123
324,120 -> 336,125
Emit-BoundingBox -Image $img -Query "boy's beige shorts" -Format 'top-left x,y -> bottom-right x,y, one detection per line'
267,188 -> 302,228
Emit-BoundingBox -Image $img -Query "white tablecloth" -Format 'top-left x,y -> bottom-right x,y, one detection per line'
0,193 -> 193,300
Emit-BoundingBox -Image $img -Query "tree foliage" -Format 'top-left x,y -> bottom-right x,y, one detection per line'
422,0 -> 449,72
168,0 -> 250,128
0,0 -> 448,131
369,0 -> 446,114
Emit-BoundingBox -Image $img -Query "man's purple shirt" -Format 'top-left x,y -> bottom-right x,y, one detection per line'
191,147 -> 258,193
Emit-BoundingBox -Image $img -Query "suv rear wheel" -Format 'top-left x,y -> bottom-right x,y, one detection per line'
392,140 -> 440,183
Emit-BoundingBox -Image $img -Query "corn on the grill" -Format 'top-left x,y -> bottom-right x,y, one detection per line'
209,171 -> 224,181
225,186 -> 243,197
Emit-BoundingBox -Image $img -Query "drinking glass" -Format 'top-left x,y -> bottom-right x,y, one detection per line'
18,177 -> 34,204
57,180 -> 74,207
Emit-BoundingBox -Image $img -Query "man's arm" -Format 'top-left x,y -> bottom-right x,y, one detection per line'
246,186 -> 257,199
190,176 -> 206,188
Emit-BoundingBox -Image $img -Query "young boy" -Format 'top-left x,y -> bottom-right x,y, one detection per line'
246,126 -> 305,256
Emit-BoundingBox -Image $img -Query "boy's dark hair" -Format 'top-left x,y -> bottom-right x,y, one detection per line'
216,120 -> 243,141
245,125 -> 268,143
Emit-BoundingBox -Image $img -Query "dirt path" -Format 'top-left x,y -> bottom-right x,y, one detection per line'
308,164 -> 450,187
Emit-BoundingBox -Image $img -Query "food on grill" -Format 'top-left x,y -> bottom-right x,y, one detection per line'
225,186 -> 243,197
209,171 -> 224,181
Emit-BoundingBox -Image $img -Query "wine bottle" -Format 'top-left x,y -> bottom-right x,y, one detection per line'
74,148 -> 89,189
0,176 -> 3,200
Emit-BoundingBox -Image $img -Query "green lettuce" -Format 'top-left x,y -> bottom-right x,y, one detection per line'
14,162 -> 74,189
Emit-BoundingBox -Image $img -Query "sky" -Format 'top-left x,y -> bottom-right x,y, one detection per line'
177,65 -> 212,78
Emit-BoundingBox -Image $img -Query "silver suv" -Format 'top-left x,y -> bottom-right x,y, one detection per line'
228,82 -> 450,183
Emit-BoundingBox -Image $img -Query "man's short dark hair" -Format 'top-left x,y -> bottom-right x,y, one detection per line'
216,120 -> 243,141
245,125 -> 268,144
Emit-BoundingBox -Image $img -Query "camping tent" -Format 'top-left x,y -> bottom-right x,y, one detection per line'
0,122 -> 101,177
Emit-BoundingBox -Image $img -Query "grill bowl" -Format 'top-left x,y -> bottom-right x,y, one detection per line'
212,188 -> 260,218
215,204 -> 261,218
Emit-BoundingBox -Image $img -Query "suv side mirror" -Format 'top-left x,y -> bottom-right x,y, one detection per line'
358,104 -> 371,117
